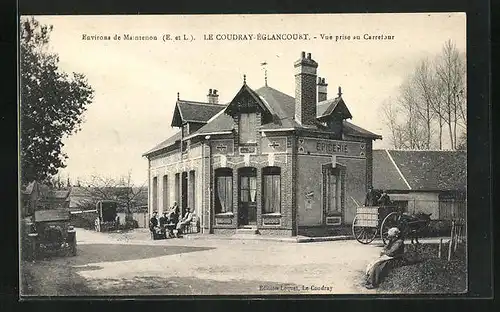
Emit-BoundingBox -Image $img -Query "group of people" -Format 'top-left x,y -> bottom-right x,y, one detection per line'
149,202 -> 194,238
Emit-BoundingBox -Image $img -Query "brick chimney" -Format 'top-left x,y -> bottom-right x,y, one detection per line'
294,51 -> 318,125
207,89 -> 219,104
317,77 -> 328,102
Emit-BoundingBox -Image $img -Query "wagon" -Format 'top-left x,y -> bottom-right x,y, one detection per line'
351,205 -> 401,245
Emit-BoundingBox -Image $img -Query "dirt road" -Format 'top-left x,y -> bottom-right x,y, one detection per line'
21,228 -> 382,296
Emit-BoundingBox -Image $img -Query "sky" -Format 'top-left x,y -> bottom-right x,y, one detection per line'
28,13 -> 466,185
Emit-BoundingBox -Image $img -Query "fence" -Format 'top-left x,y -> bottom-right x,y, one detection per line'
116,212 -> 148,228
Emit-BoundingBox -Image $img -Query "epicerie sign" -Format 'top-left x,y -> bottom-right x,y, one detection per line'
298,138 -> 364,157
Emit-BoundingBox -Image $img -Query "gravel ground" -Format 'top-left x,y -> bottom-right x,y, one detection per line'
21,228 -> 462,296
20,228 -> 382,296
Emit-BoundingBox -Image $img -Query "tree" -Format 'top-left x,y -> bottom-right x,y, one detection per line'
20,17 -> 94,185
381,40 -> 466,150
78,172 -> 147,216
434,40 -> 466,149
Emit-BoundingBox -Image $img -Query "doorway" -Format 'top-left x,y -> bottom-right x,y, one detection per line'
238,167 -> 257,226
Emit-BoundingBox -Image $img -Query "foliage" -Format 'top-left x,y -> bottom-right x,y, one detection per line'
20,17 -> 94,185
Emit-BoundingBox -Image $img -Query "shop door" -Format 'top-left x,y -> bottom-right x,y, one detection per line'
238,167 -> 257,226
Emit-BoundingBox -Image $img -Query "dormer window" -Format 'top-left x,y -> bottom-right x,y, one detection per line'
239,112 -> 257,144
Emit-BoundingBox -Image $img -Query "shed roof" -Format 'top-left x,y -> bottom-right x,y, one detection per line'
373,149 -> 467,192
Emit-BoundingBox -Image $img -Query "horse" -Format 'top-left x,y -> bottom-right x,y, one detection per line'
399,212 -> 432,244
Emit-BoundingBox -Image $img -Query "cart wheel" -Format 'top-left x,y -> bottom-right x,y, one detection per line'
352,215 -> 377,244
380,212 -> 400,245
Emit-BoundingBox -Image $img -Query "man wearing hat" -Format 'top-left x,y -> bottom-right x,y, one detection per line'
365,227 -> 405,289
159,211 -> 169,227
149,211 -> 159,239
174,207 -> 193,238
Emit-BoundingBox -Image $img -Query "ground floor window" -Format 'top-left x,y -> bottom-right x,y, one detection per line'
152,176 -> 158,212
262,166 -> 281,213
215,168 -> 233,213
163,175 -> 169,211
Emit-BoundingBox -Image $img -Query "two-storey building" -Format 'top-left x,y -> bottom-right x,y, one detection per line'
143,51 -> 381,236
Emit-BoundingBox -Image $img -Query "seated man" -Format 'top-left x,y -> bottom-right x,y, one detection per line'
168,202 -> 180,224
174,208 -> 193,238
159,211 -> 169,227
149,211 -> 161,238
365,227 -> 405,289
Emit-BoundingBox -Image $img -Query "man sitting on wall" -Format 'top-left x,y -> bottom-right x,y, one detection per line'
174,208 -> 193,238
365,227 -> 405,289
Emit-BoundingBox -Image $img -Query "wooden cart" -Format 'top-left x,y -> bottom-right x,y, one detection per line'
351,205 -> 400,245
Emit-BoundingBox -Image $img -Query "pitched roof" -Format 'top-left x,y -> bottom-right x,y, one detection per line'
171,100 -> 225,127
317,97 -> 353,120
23,182 -> 71,200
373,149 -> 467,192
144,85 -> 382,156
143,131 -> 182,156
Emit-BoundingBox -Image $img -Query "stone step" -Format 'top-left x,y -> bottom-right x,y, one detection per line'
235,228 -> 260,235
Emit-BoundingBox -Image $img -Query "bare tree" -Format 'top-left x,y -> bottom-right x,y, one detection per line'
381,40 -> 466,150
413,58 -> 438,149
434,40 -> 466,149
77,172 -> 147,216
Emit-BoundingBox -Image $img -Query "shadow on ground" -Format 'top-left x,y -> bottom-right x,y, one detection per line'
76,275 -> 305,296
46,244 -> 215,266
21,244 -> 215,297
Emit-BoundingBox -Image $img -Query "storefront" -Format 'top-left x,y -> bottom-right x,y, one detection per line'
143,51 -> 381,236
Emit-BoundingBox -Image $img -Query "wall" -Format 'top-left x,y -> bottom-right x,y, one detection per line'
388,192 -> 440,219
296,154 -> 329,226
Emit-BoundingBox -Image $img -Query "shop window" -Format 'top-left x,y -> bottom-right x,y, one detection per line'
239,113 -> 257,143
215,168 -> 233,213
325,168 -> 341,215
262,167 -> 281,214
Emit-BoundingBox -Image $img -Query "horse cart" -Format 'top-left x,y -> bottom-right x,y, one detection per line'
352,205 -> 432,245
351,205 -> 402,245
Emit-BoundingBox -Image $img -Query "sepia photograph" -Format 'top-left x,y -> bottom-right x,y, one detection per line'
19,13 -> 468,296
